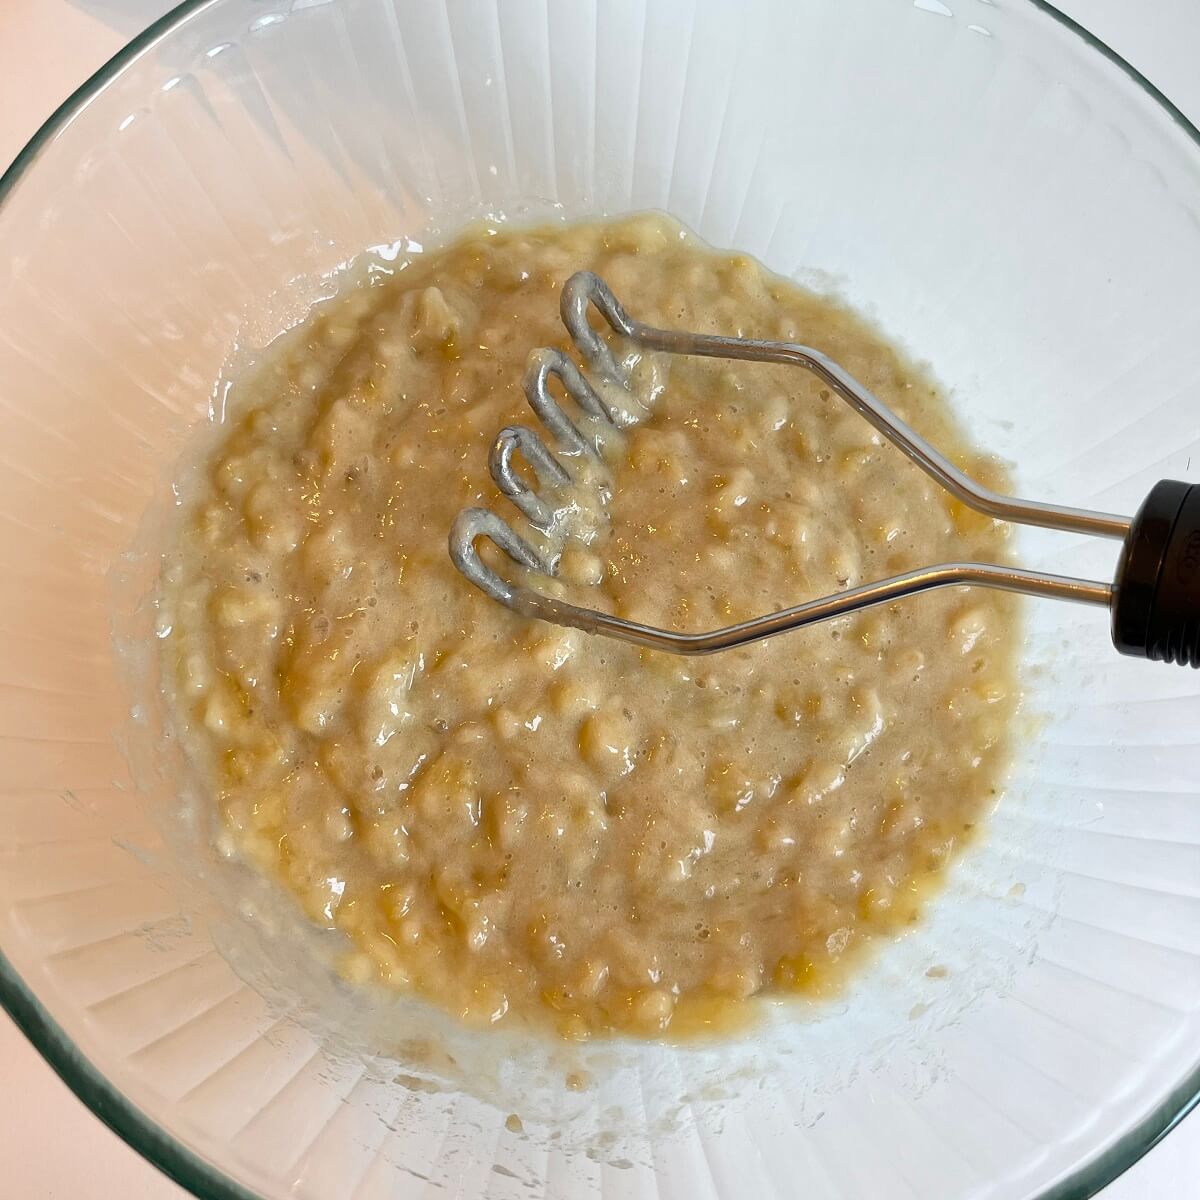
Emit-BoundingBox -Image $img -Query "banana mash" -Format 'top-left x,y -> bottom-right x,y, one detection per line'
158,214 -> 1018,1038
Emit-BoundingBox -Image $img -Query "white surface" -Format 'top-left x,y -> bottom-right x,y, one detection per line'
0,1 -> 1197,1197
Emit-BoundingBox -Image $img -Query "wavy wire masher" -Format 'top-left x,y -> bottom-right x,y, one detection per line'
450,272 -> 1200,667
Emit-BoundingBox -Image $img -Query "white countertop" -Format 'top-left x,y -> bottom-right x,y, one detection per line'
1,2 -> 1196,1196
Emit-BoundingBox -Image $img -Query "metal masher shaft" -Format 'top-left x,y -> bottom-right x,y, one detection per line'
560,272 -> 1132,541
511,564 -> 1113,657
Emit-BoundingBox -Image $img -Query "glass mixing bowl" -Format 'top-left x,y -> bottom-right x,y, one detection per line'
1,1 -> 1199,1197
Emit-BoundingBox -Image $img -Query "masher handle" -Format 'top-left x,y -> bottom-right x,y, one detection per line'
1112,480 -> 1200,666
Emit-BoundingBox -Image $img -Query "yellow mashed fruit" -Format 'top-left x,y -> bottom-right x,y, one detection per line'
158,214 -> 1018,1039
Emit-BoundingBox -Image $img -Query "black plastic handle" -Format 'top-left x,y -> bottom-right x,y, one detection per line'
1112,480 -> 1200,666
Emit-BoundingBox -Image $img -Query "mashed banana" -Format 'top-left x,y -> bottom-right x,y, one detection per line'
159,214 -> 1018,1038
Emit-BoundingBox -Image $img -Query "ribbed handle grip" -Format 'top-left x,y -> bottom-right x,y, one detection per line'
1112,480 -> 1200,666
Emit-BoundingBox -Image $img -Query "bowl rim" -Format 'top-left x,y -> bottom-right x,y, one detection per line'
1,1 -> 1198,1197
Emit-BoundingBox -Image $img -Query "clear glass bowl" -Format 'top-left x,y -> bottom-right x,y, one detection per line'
2,1 -> 1199,1197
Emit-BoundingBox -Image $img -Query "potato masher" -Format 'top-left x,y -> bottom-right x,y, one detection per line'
449,272 -> 1200,667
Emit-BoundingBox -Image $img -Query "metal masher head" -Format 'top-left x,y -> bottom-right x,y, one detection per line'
450,271 -> 1200,666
